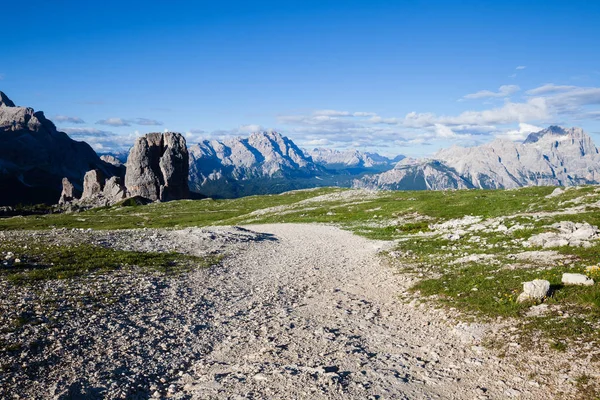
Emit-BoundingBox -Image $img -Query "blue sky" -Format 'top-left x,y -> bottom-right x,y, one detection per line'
2,0 -> 600,157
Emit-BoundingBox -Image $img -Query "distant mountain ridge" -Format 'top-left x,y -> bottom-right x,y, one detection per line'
305,148 -> 403,169
187,131 -> 402,198
355,126 -> 600,190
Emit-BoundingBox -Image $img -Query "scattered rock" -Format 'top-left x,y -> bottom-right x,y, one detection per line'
525,221 -> 599,248
561,273 -> 594,286
517,279 -> 550,303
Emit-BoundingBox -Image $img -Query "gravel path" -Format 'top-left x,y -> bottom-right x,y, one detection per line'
1,224 -> 584,399
175,224 -> 555,400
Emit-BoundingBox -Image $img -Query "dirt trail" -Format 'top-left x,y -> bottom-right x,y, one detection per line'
177,224 -> 553,399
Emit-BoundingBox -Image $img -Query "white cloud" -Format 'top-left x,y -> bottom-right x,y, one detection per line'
495,123 -> 543,141
526,84 -> 578,96
238,124 -> 264,133
313,109 -> 352,117
132,118 -> 163,126
96,117 -> 130,127
434,124 -> 457,138
516,66 -> 527,70
62,127 -> 112,137
367,115 -> 400,124
61,127 -> 138,152
96,117 -> 164,127
527,84 -> 600,106
54,115 -> 85,124
405,97 -> 548,128
303,138 -> 333,146
352,111 -> 378,117
463,85 -> 520,100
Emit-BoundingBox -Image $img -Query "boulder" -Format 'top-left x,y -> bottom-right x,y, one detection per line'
58,178 -> 81,204
81,170 -> 105,200
562,273 -> 594,286
125,132 -> 189,201
517,279 -> 550,303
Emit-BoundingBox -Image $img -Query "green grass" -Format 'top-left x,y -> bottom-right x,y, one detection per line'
2,184 -> 600,357
0,185 -> 565,235
0,240 -> 219,284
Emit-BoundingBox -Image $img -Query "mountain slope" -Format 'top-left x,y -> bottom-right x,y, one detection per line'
356,158 -> 473,190
0,91 -> 118,205
355,126 -> 600,191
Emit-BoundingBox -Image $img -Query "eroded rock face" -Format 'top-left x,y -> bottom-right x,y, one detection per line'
58,178 -> 81,204
61,170 -> 127,208
103,176 -> 127,203
125,132 -> 189,201
100,155 -> 123,168
82,170 -> 104,200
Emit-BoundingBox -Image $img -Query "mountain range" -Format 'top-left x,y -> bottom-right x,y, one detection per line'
3,90 -> 600,206
355,126 -> 600,190
305,148 -> 403,170
188,131 -> 397,198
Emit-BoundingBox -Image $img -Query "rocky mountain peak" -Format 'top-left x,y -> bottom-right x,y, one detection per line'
356,125 -> 600,191
0,91 -> 16,107
523,125 -> 572,144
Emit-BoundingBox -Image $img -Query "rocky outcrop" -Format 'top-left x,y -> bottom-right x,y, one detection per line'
0,91 -> 119,206
82,170 -> 105,199
102,176 -> 127,202
60,170 -> 127,208
58,178 -> 81,204
58,132 -> 190,208
355,126 -> 600,191
562,273 -> 594,286
125,132 -> 190,202
100,155 -> 124,168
